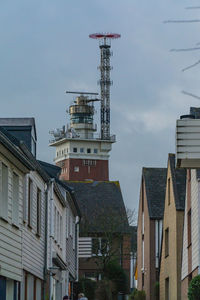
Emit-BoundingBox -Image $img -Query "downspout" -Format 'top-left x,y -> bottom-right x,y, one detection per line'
75,216 -> 80,282
44,184 -> 49,300
49,179 -> 55,300
130,252 -> 133,290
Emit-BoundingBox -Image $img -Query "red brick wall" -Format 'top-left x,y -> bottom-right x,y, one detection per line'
57,159 -> 109,181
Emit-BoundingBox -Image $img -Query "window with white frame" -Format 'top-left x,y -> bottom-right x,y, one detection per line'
54,206 -> 63,248
57,211 -> 59,245
0,163 -> 8,220
60,216 -> 63,248
74,166 -> 79,172
92,238 -> 109,256
12,172 -> 19,226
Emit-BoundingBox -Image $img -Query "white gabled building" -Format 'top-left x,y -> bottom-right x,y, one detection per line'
39,161 -> 81,300
21,160 -> 49,300
0,127 -> 33,299
0,118 -> 81,300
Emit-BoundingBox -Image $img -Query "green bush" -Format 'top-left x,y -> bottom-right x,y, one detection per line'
104,260 -> 128,293
154,281 -> 159,300
188,275 -> 200,300
128,289 -> 138,300
77,278 -> 97,300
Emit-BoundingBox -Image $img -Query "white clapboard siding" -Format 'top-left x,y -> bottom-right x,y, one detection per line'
66,208 -> 76,278
191,170 -> 200,271
52,193 -> 66,262
0,154 -> 24,282
22,171 -> 46,280
176,119 -> 200,167
78,237 -> 92,258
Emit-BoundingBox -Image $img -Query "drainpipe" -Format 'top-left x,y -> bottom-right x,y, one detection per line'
130,252 -> 133,290
49,179 -> 55,300
44,184 -> 49,300
75,216 -> 80,282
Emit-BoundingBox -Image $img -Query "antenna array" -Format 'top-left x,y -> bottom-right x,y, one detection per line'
89,33 -> 120,140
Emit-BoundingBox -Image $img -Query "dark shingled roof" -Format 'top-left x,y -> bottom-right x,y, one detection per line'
38,161 -> 81,217
143,168 -> 167,219
0,117 -> 37,138
38,160 -> 61,179
66,181 -> 129,233
0,127 -> 34,171
0,118 -> 37,156
169,154 -> 186,211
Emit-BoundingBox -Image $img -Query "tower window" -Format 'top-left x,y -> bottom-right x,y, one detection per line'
83,160 -> 96,166
80,148 -> 84,153
87,148 -> 91,154
94,149 -> 98,154
73,147 -> 77,153
74,166 -> 79,172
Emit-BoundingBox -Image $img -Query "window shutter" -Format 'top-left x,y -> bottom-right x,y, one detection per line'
12,172 -> 19,226
54,207 -> 57,241
23,176 -> 27,222
0,163 -> 8,220
37,188 -> 41,236
57,211 -> 59,244
28,178 -> 33,227
73,220 -> 75,250
66,208 -> 69,238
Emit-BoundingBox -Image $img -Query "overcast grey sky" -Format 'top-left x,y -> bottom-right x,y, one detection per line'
1,0 -> 200,210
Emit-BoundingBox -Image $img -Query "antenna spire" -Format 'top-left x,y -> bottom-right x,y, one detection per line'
89,33 -> 120,140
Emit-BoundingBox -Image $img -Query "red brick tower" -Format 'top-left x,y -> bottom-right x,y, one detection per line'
49,93 -> 115,181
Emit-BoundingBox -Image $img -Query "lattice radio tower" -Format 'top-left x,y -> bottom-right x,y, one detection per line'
89,33 -> 120,140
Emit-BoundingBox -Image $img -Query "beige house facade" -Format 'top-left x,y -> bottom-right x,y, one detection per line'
159,154 -> 186,300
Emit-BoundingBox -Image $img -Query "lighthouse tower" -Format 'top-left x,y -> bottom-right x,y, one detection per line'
49,93 -> 115,181
50,33 -> 120,181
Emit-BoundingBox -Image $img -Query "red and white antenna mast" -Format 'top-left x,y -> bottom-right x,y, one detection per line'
89,33 -> 121,140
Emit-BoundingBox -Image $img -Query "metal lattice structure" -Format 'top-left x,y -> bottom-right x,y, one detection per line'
89,33 -> 120,140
